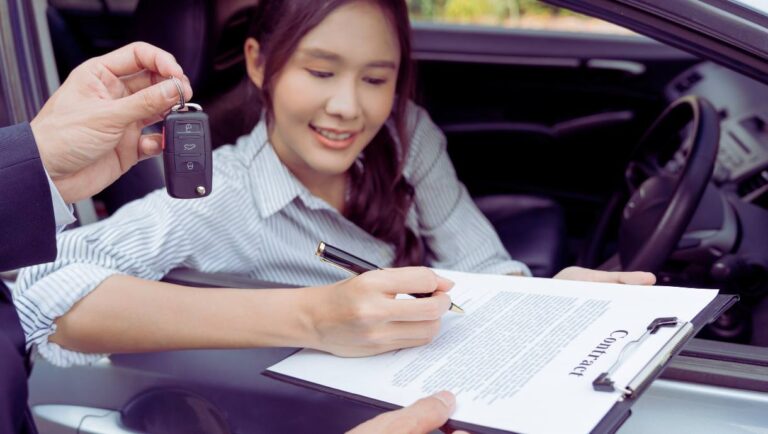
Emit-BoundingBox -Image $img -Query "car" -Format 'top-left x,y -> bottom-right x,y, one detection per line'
1,0 -> 767,432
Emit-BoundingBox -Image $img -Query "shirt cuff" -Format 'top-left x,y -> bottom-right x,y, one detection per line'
44,169 -> 77,229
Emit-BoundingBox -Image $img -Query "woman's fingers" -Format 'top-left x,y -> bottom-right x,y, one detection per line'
312,268 -> 459,356
365,267 -> 454,296
615,271 -> 657,285
384,319 -> 442,341
383,293 -> 452,321
554,266 -> 656,285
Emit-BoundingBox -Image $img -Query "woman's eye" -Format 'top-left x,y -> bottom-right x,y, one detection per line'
307,69 -> 333,78
364,77 -> 387,86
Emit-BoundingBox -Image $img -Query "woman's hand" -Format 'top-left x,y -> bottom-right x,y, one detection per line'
304,267 -> 454,357
553,266 -> 656,285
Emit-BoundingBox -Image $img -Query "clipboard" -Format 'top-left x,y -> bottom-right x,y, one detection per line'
263,293 -> 737,434
589,293 -> 737,434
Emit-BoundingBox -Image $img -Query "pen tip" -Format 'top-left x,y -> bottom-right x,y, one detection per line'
316,241 -> 326,257
450,304 -> 465,314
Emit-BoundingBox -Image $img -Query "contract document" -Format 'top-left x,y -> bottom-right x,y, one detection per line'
266,270 -> 722,433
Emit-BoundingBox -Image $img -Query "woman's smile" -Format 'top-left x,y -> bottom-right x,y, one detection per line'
309,124 -> 360,149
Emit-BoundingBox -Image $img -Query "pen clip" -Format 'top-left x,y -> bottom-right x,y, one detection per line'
318,256 -> 361,276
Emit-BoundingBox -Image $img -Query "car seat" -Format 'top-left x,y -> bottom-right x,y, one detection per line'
475,194 -> 567,277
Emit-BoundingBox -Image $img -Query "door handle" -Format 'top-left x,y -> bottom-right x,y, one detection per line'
33,404 -> 141,434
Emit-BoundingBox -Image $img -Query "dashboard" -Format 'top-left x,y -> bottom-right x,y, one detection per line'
666,62 -> 768,208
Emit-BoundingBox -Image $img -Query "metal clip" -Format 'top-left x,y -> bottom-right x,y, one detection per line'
170,102 -> 203,113
592,316 -> 679,393
170,77 -> 185,111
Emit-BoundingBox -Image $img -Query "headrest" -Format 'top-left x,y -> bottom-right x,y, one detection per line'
133,0 -> 258,101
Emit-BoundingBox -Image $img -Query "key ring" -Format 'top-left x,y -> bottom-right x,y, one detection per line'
170,76 -> 185,110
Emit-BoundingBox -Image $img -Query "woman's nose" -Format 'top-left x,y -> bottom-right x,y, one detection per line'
325,80 -> 361,120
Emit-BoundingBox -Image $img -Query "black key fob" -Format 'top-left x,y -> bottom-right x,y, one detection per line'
162,103 -> 213,198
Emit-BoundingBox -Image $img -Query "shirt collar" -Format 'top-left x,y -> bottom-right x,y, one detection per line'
246,120 -> 338,218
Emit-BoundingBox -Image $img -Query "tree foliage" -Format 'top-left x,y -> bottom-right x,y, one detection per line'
407,0 -> 565,21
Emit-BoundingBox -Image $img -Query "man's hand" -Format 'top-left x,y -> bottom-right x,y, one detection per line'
30,42 -> 193,203
554,266 -> 656,285
348,391 -> 469,434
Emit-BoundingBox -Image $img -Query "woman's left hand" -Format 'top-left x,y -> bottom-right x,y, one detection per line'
553,266 -> 656,285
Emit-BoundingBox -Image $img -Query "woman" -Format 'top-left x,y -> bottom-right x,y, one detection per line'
15,0 -> 652,368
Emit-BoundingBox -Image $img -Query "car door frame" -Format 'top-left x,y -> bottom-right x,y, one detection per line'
544,0 -> 768,84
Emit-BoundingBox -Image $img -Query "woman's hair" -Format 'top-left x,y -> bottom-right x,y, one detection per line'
247,0 -> 423,266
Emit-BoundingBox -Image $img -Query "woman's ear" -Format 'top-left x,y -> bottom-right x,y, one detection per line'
244,37 -> 265,88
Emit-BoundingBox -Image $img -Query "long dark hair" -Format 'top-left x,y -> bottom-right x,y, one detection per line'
247,0 -> 423,266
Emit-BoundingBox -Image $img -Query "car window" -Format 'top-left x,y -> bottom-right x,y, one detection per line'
731,0 -> 768,14
407,0 -> 635,34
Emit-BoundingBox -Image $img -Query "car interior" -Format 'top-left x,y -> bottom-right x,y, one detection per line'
44,0 -> 768,347
15,0 -> 768,432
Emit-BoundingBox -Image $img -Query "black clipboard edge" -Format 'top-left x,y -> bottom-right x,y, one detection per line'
590,293 -> 738,434
263,369 -> 516,434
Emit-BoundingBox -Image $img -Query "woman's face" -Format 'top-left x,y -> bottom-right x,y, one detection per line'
248,1 -> 400,185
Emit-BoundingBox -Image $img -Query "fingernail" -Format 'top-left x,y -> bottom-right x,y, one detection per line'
160,79 -> 178,100
439,277 -> 455,290
433,391 -> 455,409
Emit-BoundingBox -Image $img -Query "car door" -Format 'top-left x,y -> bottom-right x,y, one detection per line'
11,0 -> 768,433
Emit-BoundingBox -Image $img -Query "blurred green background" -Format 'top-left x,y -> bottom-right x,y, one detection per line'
407,0 -> 632,34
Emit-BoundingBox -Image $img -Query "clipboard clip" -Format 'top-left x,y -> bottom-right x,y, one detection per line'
593,316 -> 692,398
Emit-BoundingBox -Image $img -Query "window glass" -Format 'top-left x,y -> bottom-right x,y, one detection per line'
407,0 -> 635,35
732,0 -> 768,14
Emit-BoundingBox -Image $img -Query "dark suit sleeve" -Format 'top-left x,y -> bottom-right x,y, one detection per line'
0,123 -> 56,272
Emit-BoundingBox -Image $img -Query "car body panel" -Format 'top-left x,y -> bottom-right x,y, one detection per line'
0,0 -> 766,433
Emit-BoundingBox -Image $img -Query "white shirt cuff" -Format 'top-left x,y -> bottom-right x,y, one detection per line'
44,169 -> 77,229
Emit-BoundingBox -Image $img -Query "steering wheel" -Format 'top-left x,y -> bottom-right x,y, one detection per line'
583,95 -> 721,273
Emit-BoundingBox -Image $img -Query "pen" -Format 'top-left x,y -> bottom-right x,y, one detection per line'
315,241 -> 465,314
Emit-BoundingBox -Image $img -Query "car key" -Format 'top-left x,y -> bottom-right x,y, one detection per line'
162,78 -> 212,199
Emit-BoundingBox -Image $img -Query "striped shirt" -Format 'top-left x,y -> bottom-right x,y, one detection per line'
15,101 -> 529,367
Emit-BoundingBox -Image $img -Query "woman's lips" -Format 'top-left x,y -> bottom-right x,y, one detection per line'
309,125 -> 358,149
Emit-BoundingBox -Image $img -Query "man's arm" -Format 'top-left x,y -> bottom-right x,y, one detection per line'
0,42 -> 192,272
0,123 -> 55,271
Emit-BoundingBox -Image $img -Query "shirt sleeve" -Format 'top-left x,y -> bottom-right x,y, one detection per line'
44,169 -> 76,230
403,103 -> 532,276
13,190 -> 196,366
13,152 -> 253,366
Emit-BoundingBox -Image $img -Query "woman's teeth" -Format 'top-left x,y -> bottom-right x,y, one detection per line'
314,127 -> 353,141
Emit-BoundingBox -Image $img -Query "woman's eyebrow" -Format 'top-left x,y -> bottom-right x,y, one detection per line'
300,47 -> 397,69
367,60 -> 397,70
301,47 -> 342,62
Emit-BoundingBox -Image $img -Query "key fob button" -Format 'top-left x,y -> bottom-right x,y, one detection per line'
175,136 -> 203,154
175,157 -> 205,173
175,121 -> 203,135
